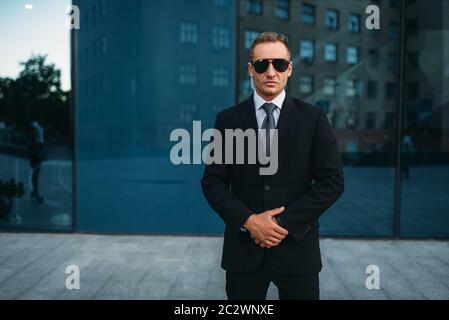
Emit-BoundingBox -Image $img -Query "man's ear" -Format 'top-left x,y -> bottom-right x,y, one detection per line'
247,62 -> 254,78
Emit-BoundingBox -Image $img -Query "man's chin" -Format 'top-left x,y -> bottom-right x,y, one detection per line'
261,88 -> 281,97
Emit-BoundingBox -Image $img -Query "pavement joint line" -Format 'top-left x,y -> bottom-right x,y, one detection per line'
0,237 -> 69,293
16,243 -> 84,299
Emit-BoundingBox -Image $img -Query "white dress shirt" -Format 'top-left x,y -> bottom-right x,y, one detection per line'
253,89 -> 286,129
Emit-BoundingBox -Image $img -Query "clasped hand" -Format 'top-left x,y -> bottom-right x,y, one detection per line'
243,207 -> 288,248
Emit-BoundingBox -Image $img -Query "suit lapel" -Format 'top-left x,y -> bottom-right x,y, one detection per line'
277,94 -> 297,139
238,94 -> 259,131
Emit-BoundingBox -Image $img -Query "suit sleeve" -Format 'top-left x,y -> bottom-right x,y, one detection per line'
201,112 -> 254,233
280,109 -> 344,237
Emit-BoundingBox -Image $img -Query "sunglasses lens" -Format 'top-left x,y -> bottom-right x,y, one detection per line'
252,59 -> 290,73
253,60 -> 269,73
272,59 -> 289,72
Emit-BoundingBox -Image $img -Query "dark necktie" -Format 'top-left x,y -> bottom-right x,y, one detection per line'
261,102 -> 277,156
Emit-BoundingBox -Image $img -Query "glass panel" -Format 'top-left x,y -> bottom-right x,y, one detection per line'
0,0 -> 73,231
75,0 -> 236,233
279,0 -> 400,236
400,0 -> 449,237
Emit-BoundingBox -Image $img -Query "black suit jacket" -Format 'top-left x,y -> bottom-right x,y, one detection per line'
201,94 -> 344,274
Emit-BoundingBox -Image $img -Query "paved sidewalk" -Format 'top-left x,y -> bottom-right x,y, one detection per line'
0,233 -> 448,300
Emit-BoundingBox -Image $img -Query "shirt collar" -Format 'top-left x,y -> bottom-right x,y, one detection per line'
253,89 -> 286,112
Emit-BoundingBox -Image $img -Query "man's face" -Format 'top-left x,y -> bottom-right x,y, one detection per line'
248,41 -> 292,100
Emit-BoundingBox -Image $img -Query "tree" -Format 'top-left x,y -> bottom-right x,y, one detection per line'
1,54 -> 70,143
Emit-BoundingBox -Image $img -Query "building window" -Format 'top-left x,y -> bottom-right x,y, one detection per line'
389,0 -> 399,8
92,40 -> 97,61
324,43 -> 338,62
85,11 -> 89,31
240,78 -> 252,99
347,79 -> 363,97
386,82 -> 397,99
179,64 -> 198,85
179,104 -> 198,123
300,39 -> 315,62
212,67 -> 230,87
244,0 -> 263,15
101,35 -> 107,55
366,112 -> 376,130
367,80 -> 378,99
180,22 -> 199,44
348,14 -> 361,33
275,0 -> 289,20
388,52 -> 398,71
300,74 -> 313,94
91,5 -> 97,29
346,46 -> 359,65
408,51 -> 419,69
407,82 -> 419,100
389,22 -> 398,39
325,9 -> 339,29
100,0 -> 106,16
384,112 -> 394,130
324,77 -> 337,96
245,30 -> 260,50
212,105 -> 224,115
214,0 -> 230,8
302,3 -> 315,25
369,49 -> 379,67
212,26 -> 230,50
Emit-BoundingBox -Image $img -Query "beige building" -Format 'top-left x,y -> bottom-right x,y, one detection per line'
238,0 -> 401,154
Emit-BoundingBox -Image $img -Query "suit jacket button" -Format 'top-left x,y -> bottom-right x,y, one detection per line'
264,185 -> 271,191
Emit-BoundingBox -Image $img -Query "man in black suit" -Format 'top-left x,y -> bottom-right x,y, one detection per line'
201,32 -> 344,300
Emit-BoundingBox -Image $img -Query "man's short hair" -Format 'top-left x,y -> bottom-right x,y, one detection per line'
249,31 -> 291,62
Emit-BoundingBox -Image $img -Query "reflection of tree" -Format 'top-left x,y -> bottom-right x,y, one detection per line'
0,54 -> 70,145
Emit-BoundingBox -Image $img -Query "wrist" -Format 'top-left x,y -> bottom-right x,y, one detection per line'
243,213 -> 255,230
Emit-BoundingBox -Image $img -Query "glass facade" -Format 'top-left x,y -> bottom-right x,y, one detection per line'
399,0 -> 449,237
0,0 -> 73,231
1,0 -> 448,238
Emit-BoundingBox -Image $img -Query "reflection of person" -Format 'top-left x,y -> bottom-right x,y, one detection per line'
201,32 -> 344,300
401,130 -> 414,179
28,110 -> 46,203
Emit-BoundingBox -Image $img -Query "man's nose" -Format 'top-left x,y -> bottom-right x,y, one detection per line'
265,62 -> 276,76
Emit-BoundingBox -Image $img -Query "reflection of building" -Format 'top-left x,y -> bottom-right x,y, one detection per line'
238,0 -> 400,154
76,0 -> 236,157
404,0 -> 449,153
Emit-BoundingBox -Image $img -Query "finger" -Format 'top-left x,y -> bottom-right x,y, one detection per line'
266,237 -> 282,245
266,232 -> 284,242
268,206 -> 285,217
268,227 -> 288,239
263,239 -> 278,247
272,223 -> 289,236
261,242 -> 271,248
268,229 -> 286,239
255,238 -> 260,244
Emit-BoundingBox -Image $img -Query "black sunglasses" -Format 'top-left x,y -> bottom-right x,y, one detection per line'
251,58 -> 291,74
